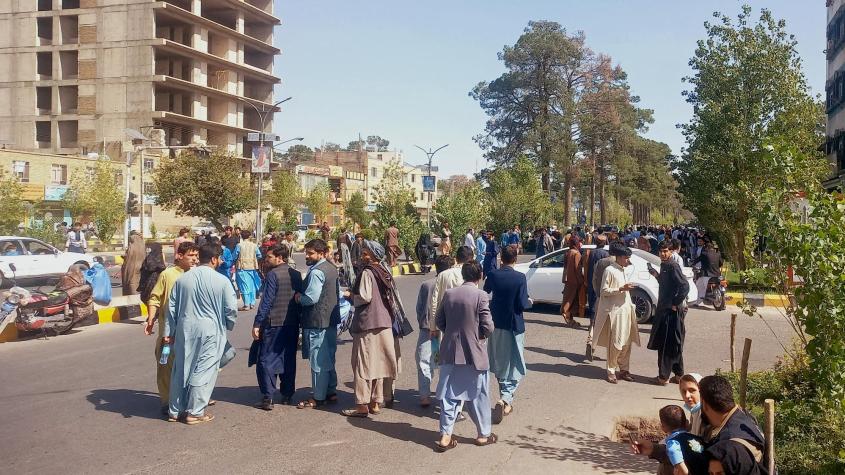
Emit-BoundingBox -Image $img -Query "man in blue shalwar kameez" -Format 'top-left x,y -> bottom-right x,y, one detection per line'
164,242 -> 238,424
294,239 -> 341,409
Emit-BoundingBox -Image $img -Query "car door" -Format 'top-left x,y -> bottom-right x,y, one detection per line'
0,239 -> 30,279
528,249 -> 567,303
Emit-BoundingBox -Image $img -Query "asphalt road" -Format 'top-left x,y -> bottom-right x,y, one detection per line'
0,255 -> 794,474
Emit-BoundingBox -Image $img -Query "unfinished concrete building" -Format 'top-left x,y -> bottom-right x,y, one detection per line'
0,0 -> 280,158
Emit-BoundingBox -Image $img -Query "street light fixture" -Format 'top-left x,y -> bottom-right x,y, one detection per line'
414,144 -> 448,229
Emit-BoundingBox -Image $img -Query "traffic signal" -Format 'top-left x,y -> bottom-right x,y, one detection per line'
127,192 -> 140,216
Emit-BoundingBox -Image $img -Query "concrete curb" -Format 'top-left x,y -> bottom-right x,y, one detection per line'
390,262 -> 423,276
0,296 -> 147,343
725,292 -> 789,308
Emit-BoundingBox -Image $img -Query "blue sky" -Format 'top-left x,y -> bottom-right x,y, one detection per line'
271,0 -> 825,177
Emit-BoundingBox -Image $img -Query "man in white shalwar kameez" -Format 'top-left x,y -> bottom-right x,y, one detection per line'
164,243 -> 238,424
592,242 -> 640,384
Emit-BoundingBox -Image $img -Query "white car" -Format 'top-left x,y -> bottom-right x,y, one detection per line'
0,236 -> 95,288
190,222 -> 217,235
513,245 -> 699,323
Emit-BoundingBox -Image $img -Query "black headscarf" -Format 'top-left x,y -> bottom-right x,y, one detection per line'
138,242 -> 166,304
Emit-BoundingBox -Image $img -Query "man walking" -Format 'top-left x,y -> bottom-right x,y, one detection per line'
143,241 -> 199,416
434,261 -> 497,451
415,255 -> 452,407
585,234 -> 609,360
647,241 -> 690,385
560,235 -> 584,328
220,226 -> 238,253
252,244 -> 303,410
593,242 -> 640,384
164,243 -> 238,424
483,245 -> 530,424
385,222 -> 401,267
295,239 -> 341,408
428,246 -> 473,332
234,230 -> 262,310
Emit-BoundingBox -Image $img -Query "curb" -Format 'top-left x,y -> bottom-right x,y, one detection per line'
725,292 -> 789,309
390,262 -> 423,276
0,296 -> 147,343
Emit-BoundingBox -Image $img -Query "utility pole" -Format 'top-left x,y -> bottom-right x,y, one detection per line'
414,144 -> 448,229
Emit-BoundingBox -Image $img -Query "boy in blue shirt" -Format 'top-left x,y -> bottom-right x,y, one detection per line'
658,405 -> 707,475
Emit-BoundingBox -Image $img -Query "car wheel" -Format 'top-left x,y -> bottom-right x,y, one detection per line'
630,288 -> 654,324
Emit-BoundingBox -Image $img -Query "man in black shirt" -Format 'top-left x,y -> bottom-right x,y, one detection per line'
220,226 -> 239,252
647,241 -> 690,385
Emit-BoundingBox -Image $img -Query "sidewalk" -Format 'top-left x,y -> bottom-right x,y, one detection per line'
726,291 -> 789,308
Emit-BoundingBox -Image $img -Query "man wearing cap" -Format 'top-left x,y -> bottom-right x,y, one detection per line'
592,242 -> 640,384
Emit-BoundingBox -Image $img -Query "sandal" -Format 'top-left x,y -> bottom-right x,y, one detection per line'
296,399 -> 323,409
492,401 -> 505,425
475,433 -> 499,446
503,404 -> 514,417
184,412 -> 215,425
434,439 -> 458,453
341,408 -> 369,418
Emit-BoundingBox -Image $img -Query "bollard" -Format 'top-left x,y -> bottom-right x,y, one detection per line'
764,399 -> 775,475
739,338 -> 752,409
730,313 -> 737,372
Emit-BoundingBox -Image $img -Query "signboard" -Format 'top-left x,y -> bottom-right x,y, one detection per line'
44,185 -> 68,201
252,146 -> 271,173
422,175 -> 436,192
247,133 -> 280,143
296,165 -> 330,176
20,184 -> 44,201
329,165 -> 343,177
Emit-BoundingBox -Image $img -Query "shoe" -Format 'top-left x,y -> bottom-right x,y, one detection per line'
278,396 -> 293,406
669,375 -> 681,384
653,377 -> 669,386
607,374 -> 618,384
585,343 -> 593,362
420,396 -> 431,408
492,401 -> 505,425
566,319 -> 583,329
618,371 -> 634,382
257,397 -> 273,411
341,408 -> 369,418
184,412 -> 215,425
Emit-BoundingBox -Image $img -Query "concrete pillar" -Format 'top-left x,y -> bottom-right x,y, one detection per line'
236,11 -> 245,34
191,0 -> 201,16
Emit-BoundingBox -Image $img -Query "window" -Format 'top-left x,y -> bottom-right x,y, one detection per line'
13,161 -> 30,182
114,170 -> 124,187
370,167 -> 377,177
23,239 -> 55,255
420,192 -> 424,200
411,174 -> 416,183
143,182 -> 154,195
0,240 -> 24,256
84,166 -> 95,180
36,121 -> 51,147
143,159 -> 154,170
51,164 -> 68,184
537,251 -> 566,268
377,154 -> 383,160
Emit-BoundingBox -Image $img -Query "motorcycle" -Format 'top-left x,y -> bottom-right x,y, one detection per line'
694,270 -> 727,311
0,263 -> 94,337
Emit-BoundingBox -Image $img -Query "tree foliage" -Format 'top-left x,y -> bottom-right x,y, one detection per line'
279,144 -> 314,164
63,160 -> 126,243
304,182 -> 331,223
486,157 -> 551,233
267,169 -> 301,221
366,135 -> 390,152
372,160 -> 423,257
676,5 -> 826,269
322,142 -> 341,152
0,167 -> 26,234
152,151 -> 253,230
433,182 -> 489,239
344,191 -> 370,228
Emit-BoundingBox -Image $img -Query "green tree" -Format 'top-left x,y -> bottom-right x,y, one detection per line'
152,151 -> 253,230
366,135 -> 390,152
278,144 -> 314,163
0,167 -> 26,234
434,182 -> 489,240
304,182 -> 331,223
321,142 -> 341,152
267,170 -> 301,221
346,139 -> 364,151
63,160 -> 126,242
344,191 -> 370,228
676,5 -> 827,269
373,160 -> 424,258
486,156 -> 550,232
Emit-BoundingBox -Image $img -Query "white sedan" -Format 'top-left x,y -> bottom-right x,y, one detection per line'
513,245 -> 699,323
0,236 -> 95,288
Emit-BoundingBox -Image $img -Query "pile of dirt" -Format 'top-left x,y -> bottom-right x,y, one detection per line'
613,416 -> 663,443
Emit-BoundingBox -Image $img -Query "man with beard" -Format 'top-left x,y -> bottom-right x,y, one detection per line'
647,241 -> 690,386
295,239 -> 341,409
592,242 -> 639,384
252,244 -> 302,410
560,236 -> 584,328
584,233 -> 609,360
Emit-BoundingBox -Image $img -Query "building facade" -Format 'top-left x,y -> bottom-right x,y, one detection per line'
365,151 -> 438,215
0,0 -> 280,160
826,0 -> 845,190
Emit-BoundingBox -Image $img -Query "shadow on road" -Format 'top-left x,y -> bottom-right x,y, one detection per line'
525,345 -> 589,364
86,388 -> 163,419
346,417 -> 471,451
506,425 -> 656,473
525,361 -> 608,381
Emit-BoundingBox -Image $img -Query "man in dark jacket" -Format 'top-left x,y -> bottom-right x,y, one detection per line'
585,233 -> 610,360
647,241 -> 690,385
483,244 -> 530,424
252,244 -> 303,409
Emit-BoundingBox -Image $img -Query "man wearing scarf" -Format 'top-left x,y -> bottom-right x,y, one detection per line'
647,241 -> 690,386
342,240 -> 399,417
295,239 -> 341,409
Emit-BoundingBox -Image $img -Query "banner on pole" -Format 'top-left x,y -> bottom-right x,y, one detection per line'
252,146 -> 271,173
422,175 -> 436,192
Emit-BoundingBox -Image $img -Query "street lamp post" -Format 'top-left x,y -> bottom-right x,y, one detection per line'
243,96 -> 292,238
414,144 -> 448,229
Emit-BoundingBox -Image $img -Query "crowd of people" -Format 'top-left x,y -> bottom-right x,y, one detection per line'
127,219 -> 767,474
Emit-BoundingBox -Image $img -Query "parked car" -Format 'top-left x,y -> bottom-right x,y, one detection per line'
190,222 -> 217,235
512,245 -> 699,323
295,225 -> 308,242
0,236 -> 96,288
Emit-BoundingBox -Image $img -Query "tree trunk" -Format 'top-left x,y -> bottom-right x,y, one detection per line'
563,175 -> 573,227
599,162 -> 607,225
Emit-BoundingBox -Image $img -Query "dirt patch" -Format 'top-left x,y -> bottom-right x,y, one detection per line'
612,416 -> 663,443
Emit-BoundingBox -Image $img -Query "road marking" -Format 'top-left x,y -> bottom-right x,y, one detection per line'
311,439 -> 350,447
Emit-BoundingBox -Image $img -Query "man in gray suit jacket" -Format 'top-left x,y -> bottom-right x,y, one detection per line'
434,261 -> 497,452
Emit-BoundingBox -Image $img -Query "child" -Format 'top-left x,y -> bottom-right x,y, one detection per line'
658,405 -> 708,475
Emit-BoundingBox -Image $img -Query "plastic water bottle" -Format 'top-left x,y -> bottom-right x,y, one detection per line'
159,344 -> 171,365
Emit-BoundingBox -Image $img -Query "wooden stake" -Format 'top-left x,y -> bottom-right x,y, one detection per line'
730,313 -> 737,372
764,399 -> 775,475
739,338 -> 752,409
